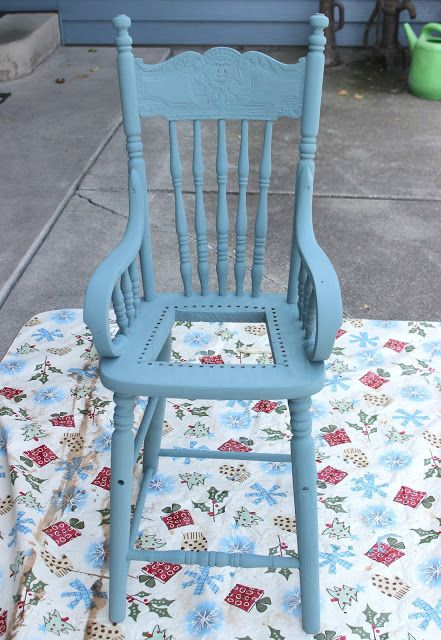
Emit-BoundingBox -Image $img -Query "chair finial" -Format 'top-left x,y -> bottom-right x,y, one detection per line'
113,15 -> 132,49
309,13 -> 328,50
113,14 -> 131,31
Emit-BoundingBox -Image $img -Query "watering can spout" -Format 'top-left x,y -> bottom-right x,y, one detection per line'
403,23 -> 417,52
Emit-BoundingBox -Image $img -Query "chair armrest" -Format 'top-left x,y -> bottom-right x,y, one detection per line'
83,169 -> 145,358
295,164 -> 343,362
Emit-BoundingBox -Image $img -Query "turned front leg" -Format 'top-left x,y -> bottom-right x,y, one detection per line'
289,397 -> 320,634
109,393 -> 135,623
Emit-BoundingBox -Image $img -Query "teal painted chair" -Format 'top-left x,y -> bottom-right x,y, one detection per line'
84,13 -> 342,635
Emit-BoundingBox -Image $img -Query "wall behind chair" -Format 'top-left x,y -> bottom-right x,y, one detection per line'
1,0 -> 440,46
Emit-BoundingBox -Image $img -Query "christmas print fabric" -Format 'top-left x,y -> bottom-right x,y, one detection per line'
0,310 -> 440,640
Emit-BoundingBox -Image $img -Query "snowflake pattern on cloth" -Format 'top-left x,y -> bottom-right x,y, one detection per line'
0,311 -> 440,639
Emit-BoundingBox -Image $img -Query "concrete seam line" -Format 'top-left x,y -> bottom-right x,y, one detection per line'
76,192 -> 126,219
79,186 -> 441,203
0,115 -> 122,310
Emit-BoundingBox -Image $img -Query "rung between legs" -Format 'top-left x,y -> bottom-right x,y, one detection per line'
129,465 -> 154,547
159,447 -> 291,463
127,548 -> 299,569
133,397 -> 159,458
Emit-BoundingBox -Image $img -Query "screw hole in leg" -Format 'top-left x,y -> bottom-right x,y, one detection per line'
118,480 -> 124,486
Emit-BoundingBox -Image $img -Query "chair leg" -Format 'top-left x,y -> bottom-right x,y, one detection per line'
143,335 -> 171,473
289,397 -> 320,634
109,392 -> 136,623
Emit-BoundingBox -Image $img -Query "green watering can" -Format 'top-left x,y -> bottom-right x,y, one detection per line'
403,22 -> 441,100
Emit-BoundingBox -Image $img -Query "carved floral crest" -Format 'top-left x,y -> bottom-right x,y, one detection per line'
134,48 -> 306,120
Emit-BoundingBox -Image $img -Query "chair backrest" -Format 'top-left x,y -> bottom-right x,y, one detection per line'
113,13 -> 328,301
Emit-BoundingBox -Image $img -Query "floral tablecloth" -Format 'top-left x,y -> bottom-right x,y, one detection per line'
0,310 -> 440,640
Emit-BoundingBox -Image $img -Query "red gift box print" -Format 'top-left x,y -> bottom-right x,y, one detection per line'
23,444 -> 57,467
49,413 -> 75,427
393,485 -> 426,508
383,339 -> 406,352
43,521 -> 81,546
199,355 -> 224,364
317,465 -> 348,485
142,562 -> 182,583
252,400 -> 278,413
91,467 -> 111,491
161,504 -> 194,530
365,542 -> 405,566
0,387 -> 24,400
0,610 -> 7,636
359,371 -> 389,389
225,583 -> 264,612
323,429 -> 351,447
218,439 -> 252,453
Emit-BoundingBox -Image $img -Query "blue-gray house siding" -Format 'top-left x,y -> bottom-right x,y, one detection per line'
1,0 -> 440,45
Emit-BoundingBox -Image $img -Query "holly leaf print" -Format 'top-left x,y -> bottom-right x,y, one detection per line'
262,428 -> 286,441
255,596 -> 271,613
375,611 -> 391,628
207,487 -> 219,500
363,604 -> 377,625
97,508 -> 110,525
128,600 -> 141,622
139,574 -> 156,588
192,500 -> 210,513
412,527 -> 440,544
278,567 -> 293,581
25,473 -> 46,493
191,405 -> 211,417
24,570 -> 37,589
268,628 -> 285,640
347,625 -> 371,639
0,407 -> 15,416
398,363 -> 418,376
322,496 -> 347,513
421,495 -> 435,509
31,579 -> 47,593
148,597 -> 174,618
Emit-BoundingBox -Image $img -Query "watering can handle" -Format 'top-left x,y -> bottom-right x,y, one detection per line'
420,23 -> 441,43
333,1 -> 345,32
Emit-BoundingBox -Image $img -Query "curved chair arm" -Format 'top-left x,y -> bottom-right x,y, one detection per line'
295,164 -> 343,362
83,168 -> 146,358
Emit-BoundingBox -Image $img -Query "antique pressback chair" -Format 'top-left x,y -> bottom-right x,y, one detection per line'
84,13 -> 342,635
